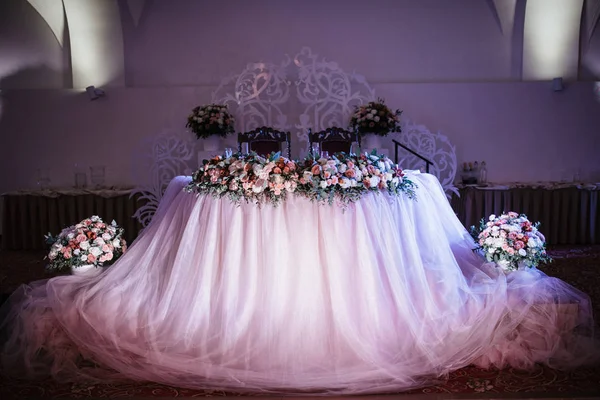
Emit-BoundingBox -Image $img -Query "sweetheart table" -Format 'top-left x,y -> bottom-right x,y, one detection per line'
0,172 -> 597,395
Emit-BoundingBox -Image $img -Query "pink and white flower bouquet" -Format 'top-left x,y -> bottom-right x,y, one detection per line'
349,98 -> 402,136
185,152 -> 300,207
45,216 -> 127,272
186,103 -> 235,139
470,212 -> 551,272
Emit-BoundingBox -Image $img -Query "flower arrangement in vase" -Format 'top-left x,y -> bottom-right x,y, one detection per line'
470,212 -> 552,273
186,104 -> 236,151
44,216 -> 127,277
349,98 -> 402,148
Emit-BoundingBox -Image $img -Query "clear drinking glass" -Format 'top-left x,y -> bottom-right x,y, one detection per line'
36,168 -> 51,190
74,163 -> 87,189
224,147 -> 233,158
241,142 -> 249,155
90,166 -> 106,188
321,151 -> 330,159
311,142 -> 320,158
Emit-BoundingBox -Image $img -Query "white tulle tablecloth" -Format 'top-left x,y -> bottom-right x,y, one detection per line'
0,172 -> 598,395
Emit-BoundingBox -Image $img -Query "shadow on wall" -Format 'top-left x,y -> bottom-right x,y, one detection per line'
0,65 -> 67,195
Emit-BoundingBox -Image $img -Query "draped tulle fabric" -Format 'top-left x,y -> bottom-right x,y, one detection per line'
1,172 -> 599,395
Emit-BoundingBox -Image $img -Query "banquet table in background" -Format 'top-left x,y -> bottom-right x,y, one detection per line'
2,182 -> 599,251
451,183 -> 600,245
1,188 -> 144,251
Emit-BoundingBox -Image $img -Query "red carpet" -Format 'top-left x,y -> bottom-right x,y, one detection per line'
1,246 -> 599,398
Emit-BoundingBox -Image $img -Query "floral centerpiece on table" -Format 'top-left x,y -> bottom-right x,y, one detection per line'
349,98 -> 402,136
185,150 -> 417,207
186,103 -> 235,139
185,152 -> 300,207
44,216 -> 127,272
470,212 -> 552,272
296,151 -> 416,206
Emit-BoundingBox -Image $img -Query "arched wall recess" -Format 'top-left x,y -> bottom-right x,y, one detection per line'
26,0 -> 65,47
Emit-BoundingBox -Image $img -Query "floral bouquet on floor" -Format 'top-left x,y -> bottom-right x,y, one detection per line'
185,152 -> 300,207
45,216 -> 127,273
186,103 -> 235,139
349,97 -> 402,136
470,212 -> 552,272
296,150 -> 417,206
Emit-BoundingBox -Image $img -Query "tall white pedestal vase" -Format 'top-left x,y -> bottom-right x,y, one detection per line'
362,134 -> 383,152
203,136 -> 221,153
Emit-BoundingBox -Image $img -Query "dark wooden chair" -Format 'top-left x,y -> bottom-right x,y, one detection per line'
238,127 -> 292,158
308,127 -> 360,155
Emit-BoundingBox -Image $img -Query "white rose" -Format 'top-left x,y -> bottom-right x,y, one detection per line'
112,239 -> 121,248
518,248 -> 527,256
320,181 -> 328,189
90,247 -> 102,257
79,241 -> 90,250
81,255 -> 88,262
489,214 -> 496,221
374,116 -> 380,122
369,176 -> 380,188
73,249 -> 80,255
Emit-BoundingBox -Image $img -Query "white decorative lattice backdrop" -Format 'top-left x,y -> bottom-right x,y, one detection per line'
131,48 -> 458,227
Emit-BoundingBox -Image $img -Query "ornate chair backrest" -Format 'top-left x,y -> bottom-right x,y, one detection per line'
309,127 -> 360,155
238,127 -> 292,158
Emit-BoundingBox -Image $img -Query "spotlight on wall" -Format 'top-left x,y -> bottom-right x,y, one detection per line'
86,85 -> 105,100
552,77 -> 564,92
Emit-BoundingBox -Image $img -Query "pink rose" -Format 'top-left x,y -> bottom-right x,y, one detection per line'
87,254 -> 97,263
311,165 -> 321,175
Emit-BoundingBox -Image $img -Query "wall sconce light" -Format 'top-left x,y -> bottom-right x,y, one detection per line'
86,85 -> 106,100
552,77 -> 564,92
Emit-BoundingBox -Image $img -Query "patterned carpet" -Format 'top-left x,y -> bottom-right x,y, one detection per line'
1,246 -> 600,398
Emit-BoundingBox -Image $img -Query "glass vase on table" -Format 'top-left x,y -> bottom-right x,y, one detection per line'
90,166 -> 106,189
36,168 -> 51,190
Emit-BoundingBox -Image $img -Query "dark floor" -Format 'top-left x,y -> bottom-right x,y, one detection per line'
1,245 -> 600,399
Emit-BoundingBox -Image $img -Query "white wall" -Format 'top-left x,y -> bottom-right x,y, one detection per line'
1,0 -> 599,196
